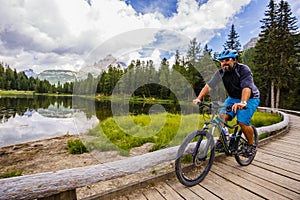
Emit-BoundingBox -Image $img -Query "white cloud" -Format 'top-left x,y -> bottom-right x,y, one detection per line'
0,0 -> 252,73
289,0 -> 300,21
165,0 -> 251,43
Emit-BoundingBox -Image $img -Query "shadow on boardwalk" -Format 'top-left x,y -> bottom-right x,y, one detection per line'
86,114 -> 300,200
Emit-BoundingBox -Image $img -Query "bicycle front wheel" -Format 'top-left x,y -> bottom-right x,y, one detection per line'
175,130 -> 215,187
235,125 -> 258,166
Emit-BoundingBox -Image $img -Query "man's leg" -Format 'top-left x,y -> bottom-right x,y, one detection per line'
236,98 -> 260,146
238,122 -> 254,145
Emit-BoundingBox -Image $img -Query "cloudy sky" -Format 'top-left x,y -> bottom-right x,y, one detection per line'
0,0 -> 299,73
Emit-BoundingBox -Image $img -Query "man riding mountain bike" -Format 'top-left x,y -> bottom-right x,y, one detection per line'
193,49 -> 260,154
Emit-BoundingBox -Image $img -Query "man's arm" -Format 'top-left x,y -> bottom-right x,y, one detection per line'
232,87 -> 251,112
193,84 -> 211,104
241,87 -> 251,102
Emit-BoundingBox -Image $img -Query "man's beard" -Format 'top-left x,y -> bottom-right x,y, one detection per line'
223,64 -> 234,71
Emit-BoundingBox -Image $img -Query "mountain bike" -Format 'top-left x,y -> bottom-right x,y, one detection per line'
175,101 -> 258,187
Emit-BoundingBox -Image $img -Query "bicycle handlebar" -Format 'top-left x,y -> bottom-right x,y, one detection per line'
197,101 -> 241,129
197,101 -> 231,111
197,101 -> 247,111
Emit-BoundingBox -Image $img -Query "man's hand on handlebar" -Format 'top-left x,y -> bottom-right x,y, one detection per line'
232,102 -> 247,113
193,98 -> 201,105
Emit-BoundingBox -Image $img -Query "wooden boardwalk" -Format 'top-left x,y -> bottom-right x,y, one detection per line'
90,114 -> 300,200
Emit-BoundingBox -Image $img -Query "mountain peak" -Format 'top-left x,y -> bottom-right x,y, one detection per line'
78,54 -> 120,79
23,69 -> 37,78
243,37 -> 259,50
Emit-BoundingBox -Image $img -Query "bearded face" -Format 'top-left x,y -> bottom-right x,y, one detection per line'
220,58 -> 236,71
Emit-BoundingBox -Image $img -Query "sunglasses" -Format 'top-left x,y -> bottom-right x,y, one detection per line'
220,58 -> 232,63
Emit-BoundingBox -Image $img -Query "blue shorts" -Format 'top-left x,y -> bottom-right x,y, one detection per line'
221,97 -> 260,126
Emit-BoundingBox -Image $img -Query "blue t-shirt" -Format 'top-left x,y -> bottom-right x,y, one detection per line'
207,63 -> 260,99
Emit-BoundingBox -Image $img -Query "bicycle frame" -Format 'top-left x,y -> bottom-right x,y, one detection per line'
214,115 -> 239,153
197,102 -> 240,155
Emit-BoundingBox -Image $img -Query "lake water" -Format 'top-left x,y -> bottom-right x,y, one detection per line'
0,96 -> 99,147
0,95 -> 197,147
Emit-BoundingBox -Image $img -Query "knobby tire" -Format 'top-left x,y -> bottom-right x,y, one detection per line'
175,130 -> 215,187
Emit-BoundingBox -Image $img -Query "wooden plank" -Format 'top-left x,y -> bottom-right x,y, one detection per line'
198,169 -> 264,200
253,161 -> 300,181
167,181 -> 202,199
279,136 -> 299,140
279,139 -> 300,144
261,147 -> 300,158
262,143 -> 300,154
258,148 -> 300,161
280,132 -> 299,137
259,147 -> 300,161
255,151 -> 300,174
217,159 -> 299,199
231,160 -> 300,194
278,138 -> 300,145
267,138 -> 299,146
155,182 -> 184,199
260,144 -> 300,156
259,148 -> 300,158
189,184 -> 220,200
213,162 -> 293,200
142,187 -> 165,200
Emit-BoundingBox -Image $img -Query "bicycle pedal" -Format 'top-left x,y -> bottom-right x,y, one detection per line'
216,148 -> 225,153
196,155 -> 207,161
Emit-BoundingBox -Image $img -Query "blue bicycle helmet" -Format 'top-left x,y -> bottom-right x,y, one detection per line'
217,49 -> 238,60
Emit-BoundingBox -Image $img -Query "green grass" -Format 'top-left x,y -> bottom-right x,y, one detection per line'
0,90 -> 34,96
67,139 -> 89,154
0,168 -> 23,179
251,111 -> 282,127
86,111 -> 282,155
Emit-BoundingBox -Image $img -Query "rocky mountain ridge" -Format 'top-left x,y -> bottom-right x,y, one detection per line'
22,55 -> 127,85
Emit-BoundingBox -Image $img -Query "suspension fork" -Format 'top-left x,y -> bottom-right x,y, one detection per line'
194,129 -> 214,160
192,131 -> 203,159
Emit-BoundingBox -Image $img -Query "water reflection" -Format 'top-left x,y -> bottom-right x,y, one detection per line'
0,96 -> 98,147
0,95 -> 198,147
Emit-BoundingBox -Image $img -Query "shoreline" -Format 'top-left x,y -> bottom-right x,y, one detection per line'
0,134 -> 78,149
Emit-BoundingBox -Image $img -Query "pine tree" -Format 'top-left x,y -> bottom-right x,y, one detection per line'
0,63 -> 4,89
254,0 -> 278,108
254,0 -> 299,108
275,0 -> 299,108
203,44 -> 213,56
223,24 -> 241,51
159,58 -> 170,99
186,38 -> 203,99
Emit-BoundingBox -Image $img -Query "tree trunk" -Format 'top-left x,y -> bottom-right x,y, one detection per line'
265,87 -> 270,107
276,86 -> 280,108
271,80 -> 275,109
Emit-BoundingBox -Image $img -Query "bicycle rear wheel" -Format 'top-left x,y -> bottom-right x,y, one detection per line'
175,130 -> 215,187
235,125 -> 258,166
